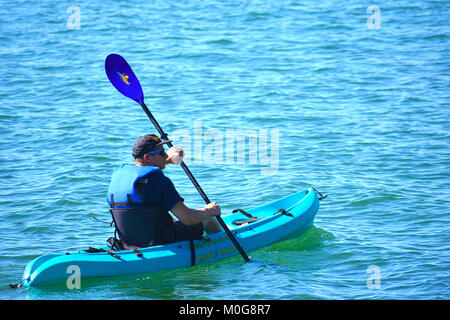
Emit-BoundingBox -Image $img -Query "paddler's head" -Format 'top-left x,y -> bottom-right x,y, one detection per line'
133,134 -> 171,168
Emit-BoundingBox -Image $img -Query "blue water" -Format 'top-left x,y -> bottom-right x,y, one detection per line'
1,0 -> 449,299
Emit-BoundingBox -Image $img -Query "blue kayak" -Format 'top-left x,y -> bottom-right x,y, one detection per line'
21,188 -> 321,286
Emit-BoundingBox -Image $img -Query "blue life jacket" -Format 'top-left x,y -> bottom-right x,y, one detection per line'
107,163 -> 161,207
106,163 -> 174,248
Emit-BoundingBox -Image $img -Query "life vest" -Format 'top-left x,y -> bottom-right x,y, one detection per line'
106,163 -> 174,248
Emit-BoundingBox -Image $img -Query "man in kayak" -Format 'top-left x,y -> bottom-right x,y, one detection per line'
107,134 -> 222,249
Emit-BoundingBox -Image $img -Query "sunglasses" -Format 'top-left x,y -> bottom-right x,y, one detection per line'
146,148 -> 166,156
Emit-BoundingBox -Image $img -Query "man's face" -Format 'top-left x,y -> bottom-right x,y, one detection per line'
146,147 -> 168,169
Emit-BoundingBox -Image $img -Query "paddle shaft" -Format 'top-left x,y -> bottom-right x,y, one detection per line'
139,101 -> 251,263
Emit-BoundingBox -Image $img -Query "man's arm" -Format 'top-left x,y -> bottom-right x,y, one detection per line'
170,200 -> 220,226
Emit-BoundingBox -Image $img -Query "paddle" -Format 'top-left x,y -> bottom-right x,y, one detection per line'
105,53 -> 251,263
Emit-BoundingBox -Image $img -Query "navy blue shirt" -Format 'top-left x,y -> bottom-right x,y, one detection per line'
135,170 -> 183,212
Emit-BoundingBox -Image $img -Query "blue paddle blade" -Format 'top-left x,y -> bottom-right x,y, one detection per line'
105,53 -> 144,104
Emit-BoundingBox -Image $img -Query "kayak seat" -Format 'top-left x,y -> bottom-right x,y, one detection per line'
110,206 -> 162,248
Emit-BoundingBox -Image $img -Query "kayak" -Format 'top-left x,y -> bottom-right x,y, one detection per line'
20,188 -> 321,287
21,188 -> 321,287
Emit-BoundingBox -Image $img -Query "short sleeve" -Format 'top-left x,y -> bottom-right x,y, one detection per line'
158,173 -> 184,212
137,170 -> 183,212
